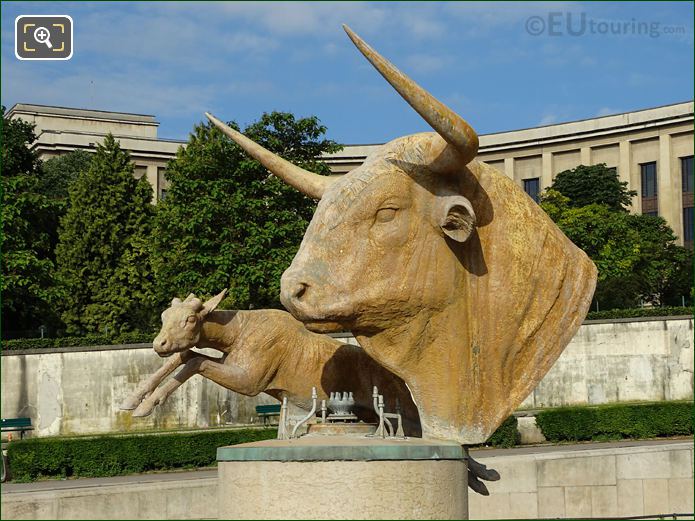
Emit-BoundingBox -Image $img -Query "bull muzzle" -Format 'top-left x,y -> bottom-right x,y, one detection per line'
280,273 -> 345,333
280,274 -> 309,316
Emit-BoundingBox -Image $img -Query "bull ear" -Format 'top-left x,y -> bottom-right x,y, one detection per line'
171,297 -> 183,306
184,293 -> 196,302
202,289 -> 228,317
439,195 -> 476,243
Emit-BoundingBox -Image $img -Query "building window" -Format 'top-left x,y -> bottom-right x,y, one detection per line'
684,207 -> 694,248
682,156 -> 693,193
523,178 -> 540,203
160,189 -> 168,201
640,162 -> 657,197
640,162 -> 658,215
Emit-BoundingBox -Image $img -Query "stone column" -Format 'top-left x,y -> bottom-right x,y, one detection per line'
504,157 -> 515,184
658,133 -> 680,238
146,165 -> 159,203
541,152 -> 553,190
624,140 -> 642,214
218,436 -> 468,520
618,140 -> 635,210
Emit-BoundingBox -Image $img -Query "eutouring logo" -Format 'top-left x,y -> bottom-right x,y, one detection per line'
525,12 -> 687,38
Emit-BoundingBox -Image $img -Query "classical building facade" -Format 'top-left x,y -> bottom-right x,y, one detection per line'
6,104 -> 184,202
7,101 -> 694,246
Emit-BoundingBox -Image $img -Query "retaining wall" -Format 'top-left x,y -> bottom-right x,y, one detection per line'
1,317 -> 692,437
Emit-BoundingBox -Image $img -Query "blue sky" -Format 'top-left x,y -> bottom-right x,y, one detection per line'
2,1 -> 693,144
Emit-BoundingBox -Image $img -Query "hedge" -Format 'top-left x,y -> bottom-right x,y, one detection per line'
484,415 -> 520,448
7,428 -> 276,482
586,306 -> 692,321
2,331 -> 155,351
535,401 -> 694,442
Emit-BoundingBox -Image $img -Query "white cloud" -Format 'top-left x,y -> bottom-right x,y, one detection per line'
596,106 -> 617,117
404,53 -> 451,74
208,2 -> 388,38
444,1 -> 583,37
539,113 -> 558,125
540,42 -> 597,68
2,57 -> 273,121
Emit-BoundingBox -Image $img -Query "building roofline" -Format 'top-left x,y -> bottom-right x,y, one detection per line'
481,100 -> 693,138
6,103 -> 159,125
35,128 -> 187,145
329,100 -> 694,148
325,100 -> 694,159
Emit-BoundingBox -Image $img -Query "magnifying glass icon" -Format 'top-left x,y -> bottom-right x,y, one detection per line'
33,26 -> 53,49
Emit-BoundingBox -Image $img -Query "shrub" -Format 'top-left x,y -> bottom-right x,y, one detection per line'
536,401 -> 693,442
7,428 -> 276,482
2,332 -> 155,351
485,416 -> 520,448
586,306 -> 692,321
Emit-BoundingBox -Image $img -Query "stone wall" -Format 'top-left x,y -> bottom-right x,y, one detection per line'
1,317 -> 692,437
2,440 -> 691,519
0,346 -> 277,437
518,316 -> 693,409
469,440 -> 693,519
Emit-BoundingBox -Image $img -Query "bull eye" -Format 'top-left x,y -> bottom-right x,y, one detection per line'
186,315 -> 197,324
375,207 -> 397,223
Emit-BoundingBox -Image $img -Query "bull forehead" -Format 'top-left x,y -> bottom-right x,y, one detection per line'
326,164 -> 408,208
315,134 -> 450,227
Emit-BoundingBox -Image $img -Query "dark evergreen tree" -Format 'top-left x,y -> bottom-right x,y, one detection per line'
41,149 -> 93,199
55,134 -> 156,334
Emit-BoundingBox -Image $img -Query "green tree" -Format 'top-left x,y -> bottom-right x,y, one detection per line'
551,164 -> 637,212
40,149 -> 93,199
152,111 -> 340,309
55,134 -> 156,334
626,214 -> 693,306
1,107 -> 61,333
541,176 -> 693,309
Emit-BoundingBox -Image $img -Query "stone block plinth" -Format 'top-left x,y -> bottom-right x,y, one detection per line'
217,436 -> 468,520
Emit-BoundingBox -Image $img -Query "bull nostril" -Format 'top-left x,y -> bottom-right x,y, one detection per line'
293,282 -> 309,300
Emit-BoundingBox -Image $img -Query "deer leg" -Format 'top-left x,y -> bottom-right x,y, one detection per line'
132,353 -> 226,417
194,357 -> 261,396
120,350 -> 194,410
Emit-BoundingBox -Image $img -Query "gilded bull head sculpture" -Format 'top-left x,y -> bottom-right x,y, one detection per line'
206,26 -> 597,444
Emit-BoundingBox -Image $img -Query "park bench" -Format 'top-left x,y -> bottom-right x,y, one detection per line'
1,417 -> 33,439
255,404 -> 281,425
1,417 -> 33,482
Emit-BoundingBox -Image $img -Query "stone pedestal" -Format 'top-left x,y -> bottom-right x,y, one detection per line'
217,436 -> 468,520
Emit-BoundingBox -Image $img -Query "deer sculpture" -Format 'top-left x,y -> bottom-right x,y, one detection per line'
120,289 -> 421,436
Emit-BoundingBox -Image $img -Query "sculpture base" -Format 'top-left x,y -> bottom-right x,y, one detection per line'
217,436 -> 468,520
306,421 -> 377,436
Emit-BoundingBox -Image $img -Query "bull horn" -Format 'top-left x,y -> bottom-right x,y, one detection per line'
205,112 -> 331,200
343,25 -> 478,164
